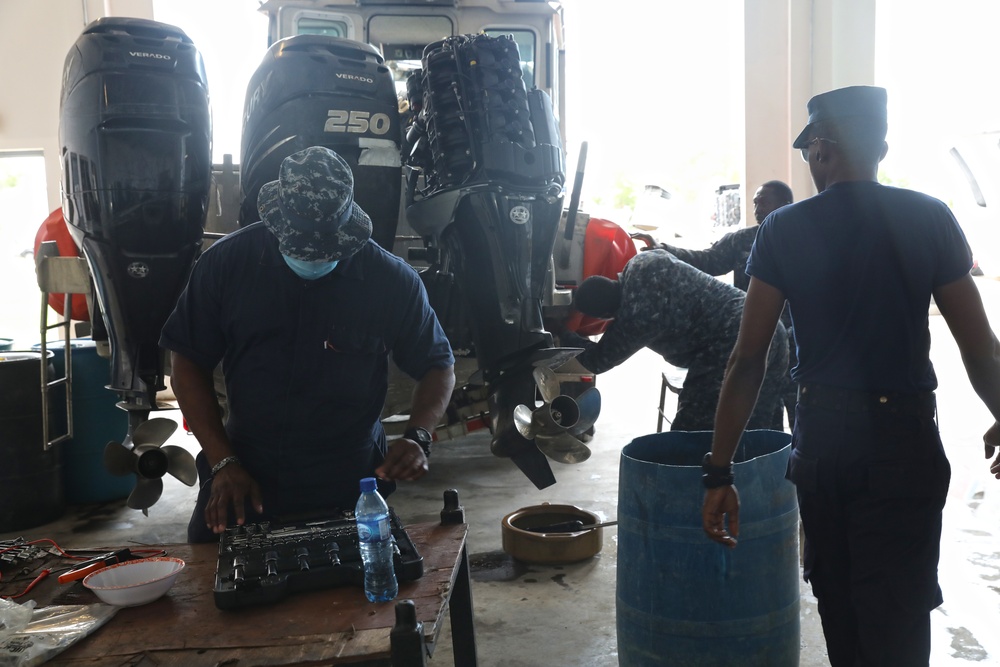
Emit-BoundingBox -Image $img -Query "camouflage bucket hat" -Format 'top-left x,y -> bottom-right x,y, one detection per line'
258,146 -> 372,261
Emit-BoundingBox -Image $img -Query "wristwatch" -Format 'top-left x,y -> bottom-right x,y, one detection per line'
403,426 -> 433,458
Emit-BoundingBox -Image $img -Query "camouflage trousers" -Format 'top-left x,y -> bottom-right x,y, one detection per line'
670,323 -> 789,432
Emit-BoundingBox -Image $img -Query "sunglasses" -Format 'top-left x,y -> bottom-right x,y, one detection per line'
799,137 -> 838,162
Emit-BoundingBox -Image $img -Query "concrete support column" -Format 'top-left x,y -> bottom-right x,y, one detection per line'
744,0 -> 792,220
745,0 -> 877,209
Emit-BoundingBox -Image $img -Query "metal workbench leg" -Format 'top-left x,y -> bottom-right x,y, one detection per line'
448,543 -> 478,666
391,599 -> 428,667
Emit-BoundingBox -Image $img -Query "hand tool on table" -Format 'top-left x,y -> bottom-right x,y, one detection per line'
58,548 -> 136,584
524,520 -> 618,534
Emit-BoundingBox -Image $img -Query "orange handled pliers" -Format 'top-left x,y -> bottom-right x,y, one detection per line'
57,548 -> 135,584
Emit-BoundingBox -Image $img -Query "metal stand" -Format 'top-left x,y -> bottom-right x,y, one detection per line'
34,240 -> 91,451
657,371 -> 683,433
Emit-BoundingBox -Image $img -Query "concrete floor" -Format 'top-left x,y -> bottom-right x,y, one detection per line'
4,281 -> 1000,666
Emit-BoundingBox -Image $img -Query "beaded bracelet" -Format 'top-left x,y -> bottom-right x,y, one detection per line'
211,455 -> 241,476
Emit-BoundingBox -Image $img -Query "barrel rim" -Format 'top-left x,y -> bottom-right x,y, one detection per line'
621,429 -> 792,467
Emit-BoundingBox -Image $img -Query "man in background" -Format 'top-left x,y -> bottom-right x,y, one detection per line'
561,249 -> 788,432
656,180 -> 797,427
655,180 -> 793,291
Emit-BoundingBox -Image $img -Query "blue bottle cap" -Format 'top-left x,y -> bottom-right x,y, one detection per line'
359,477 -> 377,492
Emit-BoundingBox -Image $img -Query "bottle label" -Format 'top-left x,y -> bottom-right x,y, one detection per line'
357,517 -> 390,542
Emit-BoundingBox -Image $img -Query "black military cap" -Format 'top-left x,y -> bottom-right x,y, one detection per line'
792,85 -> 888,149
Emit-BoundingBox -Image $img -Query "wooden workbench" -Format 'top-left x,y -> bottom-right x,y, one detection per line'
1,522 -> 477,666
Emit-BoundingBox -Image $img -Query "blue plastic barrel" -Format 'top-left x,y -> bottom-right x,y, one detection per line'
617,430 -> 799,666
0,351 -> 65,531
38,340 -> 131,504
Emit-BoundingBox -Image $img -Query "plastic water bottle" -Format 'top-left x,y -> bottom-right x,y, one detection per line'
355,477 -> 398,602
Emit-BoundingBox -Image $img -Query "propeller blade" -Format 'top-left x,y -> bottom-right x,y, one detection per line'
104,440 -> 137,476
569,388 -> 601,436
536,432 -> 592,464
127,477 -> 163,511
131,418 -> 178,447
162,445 -> 198,486
527,347 -> 583,370
532,367 -> 561,404
513,404 -> 536,440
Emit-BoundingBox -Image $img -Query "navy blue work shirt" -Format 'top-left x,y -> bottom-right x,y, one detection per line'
748,181 -> 971,392
160,223 -> 454,515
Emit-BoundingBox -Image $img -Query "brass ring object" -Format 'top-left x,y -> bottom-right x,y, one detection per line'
501,503 -> 604,564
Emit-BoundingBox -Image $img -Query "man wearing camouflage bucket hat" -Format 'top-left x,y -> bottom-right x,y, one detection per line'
259,145 -> 372,266
161,146 -> 455,542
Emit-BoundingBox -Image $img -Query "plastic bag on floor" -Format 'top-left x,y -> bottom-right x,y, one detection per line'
0,604 -> 118,667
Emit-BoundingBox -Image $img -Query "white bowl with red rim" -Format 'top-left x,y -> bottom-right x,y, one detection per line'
83,556 -> 185,607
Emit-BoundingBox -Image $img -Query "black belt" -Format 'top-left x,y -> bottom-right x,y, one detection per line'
797,383 -> 936,415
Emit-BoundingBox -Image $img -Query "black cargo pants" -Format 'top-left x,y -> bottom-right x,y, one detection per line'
788,384 -> 949,667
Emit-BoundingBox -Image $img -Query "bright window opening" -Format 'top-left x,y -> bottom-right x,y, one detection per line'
0,152 -> 52,349
295,14 -> 352,39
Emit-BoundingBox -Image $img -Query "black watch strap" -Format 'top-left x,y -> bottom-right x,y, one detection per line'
403,427 -> 433,458
701,452 -> 734,488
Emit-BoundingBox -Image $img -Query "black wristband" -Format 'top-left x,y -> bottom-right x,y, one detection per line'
701,452 -> 734,488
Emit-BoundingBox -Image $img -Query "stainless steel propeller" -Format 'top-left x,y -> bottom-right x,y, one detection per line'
104,417 -> 197,515
513,388 -> 601,464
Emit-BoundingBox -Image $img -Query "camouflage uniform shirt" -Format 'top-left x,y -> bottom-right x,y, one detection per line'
660,226 -> 799,425
573,249 -> 788,431
659,226 -> 758,291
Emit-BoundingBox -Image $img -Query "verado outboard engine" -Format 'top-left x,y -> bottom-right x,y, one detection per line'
239,35 -> 401,249
59,17 -> 205,512
404,34 -> 600,488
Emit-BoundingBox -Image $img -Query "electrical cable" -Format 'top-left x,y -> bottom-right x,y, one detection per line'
0,538 -> 166,599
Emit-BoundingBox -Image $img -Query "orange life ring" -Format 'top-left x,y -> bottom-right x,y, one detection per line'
563,217 -> 637,336
34,208 -> 90,321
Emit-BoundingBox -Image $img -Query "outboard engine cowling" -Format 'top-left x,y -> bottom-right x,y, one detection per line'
59,17 -> 211,412
239,35 -> 402,250
404,34 -> 591,489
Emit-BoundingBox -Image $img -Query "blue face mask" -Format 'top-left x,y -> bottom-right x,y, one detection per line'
282,255 -> 339,280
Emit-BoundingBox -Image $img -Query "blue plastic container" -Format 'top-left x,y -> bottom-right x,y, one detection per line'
38,339 -> 131,504
616,430 -> 799,667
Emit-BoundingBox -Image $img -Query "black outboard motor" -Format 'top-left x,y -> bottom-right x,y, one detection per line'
59,17 -> 207,511
404,34 -> 593,488
240,36 -> 401,249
